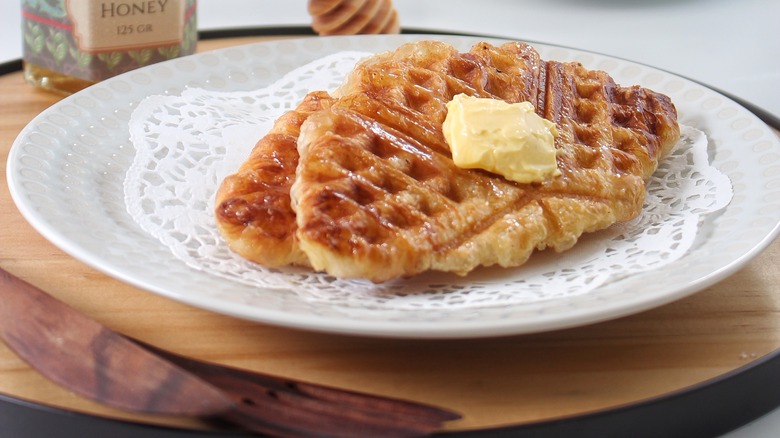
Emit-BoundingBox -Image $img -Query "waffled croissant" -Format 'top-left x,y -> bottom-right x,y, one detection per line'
215,41 -> 680,282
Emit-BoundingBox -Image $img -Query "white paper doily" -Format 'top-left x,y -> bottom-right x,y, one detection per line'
125,50 -> 733,311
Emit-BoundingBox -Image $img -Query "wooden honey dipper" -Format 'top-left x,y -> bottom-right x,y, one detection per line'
308,0 -> 401,35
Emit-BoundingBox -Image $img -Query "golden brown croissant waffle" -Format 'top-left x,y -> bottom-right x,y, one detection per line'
215,91 -> 332,268
215,41 -> 679,282
308,0 -> 400,35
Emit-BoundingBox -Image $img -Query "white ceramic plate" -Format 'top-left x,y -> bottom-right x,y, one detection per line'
8,35 -> 780,338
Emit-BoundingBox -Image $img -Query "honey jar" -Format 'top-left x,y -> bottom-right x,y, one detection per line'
21,0 -> 197,94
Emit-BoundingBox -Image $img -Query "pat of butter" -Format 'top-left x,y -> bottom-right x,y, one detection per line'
443,94 -> 560,184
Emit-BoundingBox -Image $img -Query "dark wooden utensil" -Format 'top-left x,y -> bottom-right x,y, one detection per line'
0,268 -> 234,417
0,268 -> 460,437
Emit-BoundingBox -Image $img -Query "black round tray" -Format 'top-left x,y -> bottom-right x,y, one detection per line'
3,26 -> 780,438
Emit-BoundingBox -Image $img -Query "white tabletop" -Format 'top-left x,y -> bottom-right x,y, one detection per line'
2,1 -> 778,435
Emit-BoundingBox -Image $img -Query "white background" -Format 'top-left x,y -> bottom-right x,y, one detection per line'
2,1 -> 779,436
5,1 -> 779,120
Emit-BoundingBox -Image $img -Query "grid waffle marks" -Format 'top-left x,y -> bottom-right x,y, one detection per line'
292,41 -> 680,280
293,43 -> 554,278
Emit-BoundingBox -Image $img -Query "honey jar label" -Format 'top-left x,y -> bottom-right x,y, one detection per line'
66,1 -> 186,53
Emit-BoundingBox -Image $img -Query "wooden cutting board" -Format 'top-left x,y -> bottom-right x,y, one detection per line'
1,35 -> 780,433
